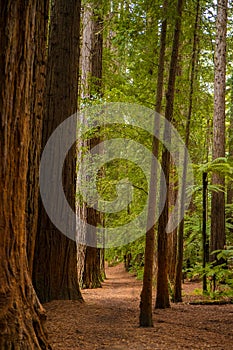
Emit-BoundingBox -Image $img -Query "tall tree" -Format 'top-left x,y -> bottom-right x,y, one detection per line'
79,1 -> 104,289
202,171 -> 208,292
167,170 -> 178,284
210,0 -> 228,268
173,0 -> 200,302
81,2 -> 103,98
0,1 -> 51,348
26,0 -> 49,276
33,0 -> 83,303
155,0 -> 184,309
226,74 -> 233,236
139,0 -> 167,327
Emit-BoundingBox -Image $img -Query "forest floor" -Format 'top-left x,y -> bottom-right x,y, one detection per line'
45,263 -> 233,349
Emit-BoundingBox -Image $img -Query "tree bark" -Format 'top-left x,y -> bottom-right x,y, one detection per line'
79,2 -> 104,289
139,0 -> 167,327
167,172 -> 178,285
0,1 -> 51,348
202,172 -> 208,293
26,0 -> 49,277
33,0 -> 83,303
155,0 -> 184,309
210,0 -> 227,266
81,3 -> 94,98
173,0 -> 200,302
226,74 -> 233,236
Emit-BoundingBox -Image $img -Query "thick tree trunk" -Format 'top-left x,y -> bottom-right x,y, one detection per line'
210,0 -> 227,266
79,2 -> 104,289
81,3 -> 94,98
0,1 -> 51,348
26,0 -> 49,277
33,0 -> 83,303
82,247 -> 102,289
81,137 -> 102,289
77,4 -> 92,285
155,0 -> 184,309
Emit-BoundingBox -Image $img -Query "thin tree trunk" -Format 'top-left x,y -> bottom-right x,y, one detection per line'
155,0 -> 184,309
0,1 -> 51,348
91,8 -> 103,96
173,0 -> 200,302
33,0 -> 83,303
226,74 -> 233,235
210,0 -> 227,272
139,0 -> 167,327
167,170 -> 178,285
202,172 -> 208,293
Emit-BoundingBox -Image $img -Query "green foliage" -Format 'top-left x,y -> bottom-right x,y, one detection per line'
78,0 -> 233,289
193,288 -> 203,296
213,247 -> 233,261
185,248 -> 233,299
198,157 -> 233,178
105,236 -> 145,279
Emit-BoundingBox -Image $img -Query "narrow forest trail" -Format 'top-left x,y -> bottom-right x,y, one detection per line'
45,263 -> 233,349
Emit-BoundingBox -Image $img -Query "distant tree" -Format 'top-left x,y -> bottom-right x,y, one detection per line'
33,0 -> 83,303
0,1 -> 51,348
81,2 -> 103,98
79,1 -> 104,289
210,0 -> 228,274
226,74 -> 233,236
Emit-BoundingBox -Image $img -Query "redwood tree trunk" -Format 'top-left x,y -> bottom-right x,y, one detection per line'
210,0 -> 227,266
33,0 -> 83,303
202,172 -> 208,292
167,175 -> 178,284
173,0 -> 200,302
155,0 -> 184,309
0,1 -> 51,348
227,75 -> 233,234
79,2 -> 104,289
26,0 -> 49,277
139,0 -> 167,327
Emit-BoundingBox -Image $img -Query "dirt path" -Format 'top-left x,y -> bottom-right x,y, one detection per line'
45,263 -> 233,349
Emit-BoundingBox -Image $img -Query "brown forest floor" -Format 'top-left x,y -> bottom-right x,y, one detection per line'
45,263 -> 233,349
